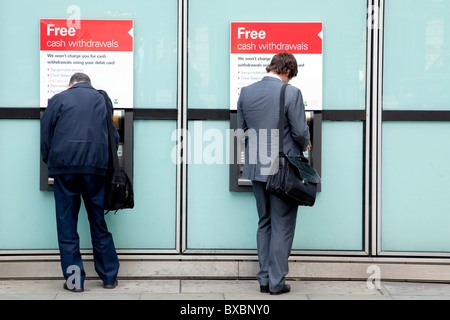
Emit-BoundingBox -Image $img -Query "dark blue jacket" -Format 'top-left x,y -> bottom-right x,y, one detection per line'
41,82 -> 115,176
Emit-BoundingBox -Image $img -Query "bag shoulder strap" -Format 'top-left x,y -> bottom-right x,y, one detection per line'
98,90 -> 121,177
278,84 -> 288,154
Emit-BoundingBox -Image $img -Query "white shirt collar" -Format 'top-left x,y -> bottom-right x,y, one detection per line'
264,73 -> 283,81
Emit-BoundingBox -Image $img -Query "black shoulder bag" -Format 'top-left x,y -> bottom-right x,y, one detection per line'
266,84 -> 321,207
98,90 -> 134,214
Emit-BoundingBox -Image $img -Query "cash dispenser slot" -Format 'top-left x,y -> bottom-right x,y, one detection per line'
114,109 -> 125,168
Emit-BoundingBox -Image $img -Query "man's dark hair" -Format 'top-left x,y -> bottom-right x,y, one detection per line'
266,52 -> 298,79
69,73 -> 91,86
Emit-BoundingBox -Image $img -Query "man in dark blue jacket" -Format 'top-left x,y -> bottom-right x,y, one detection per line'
41,73 -> 119,292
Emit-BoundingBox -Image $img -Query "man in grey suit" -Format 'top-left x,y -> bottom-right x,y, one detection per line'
237,52 -> 311,295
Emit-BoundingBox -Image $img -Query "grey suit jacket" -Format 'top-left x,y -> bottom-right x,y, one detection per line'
237,76 -> 310,182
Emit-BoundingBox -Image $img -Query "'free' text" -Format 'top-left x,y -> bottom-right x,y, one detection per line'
237,27 -> 266,40
47,24 -> 76,37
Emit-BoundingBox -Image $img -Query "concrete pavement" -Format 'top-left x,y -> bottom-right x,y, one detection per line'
1,278 -> 450,300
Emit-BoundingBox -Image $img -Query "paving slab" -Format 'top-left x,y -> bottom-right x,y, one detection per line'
141,293 -> 225,300
1,279 -> 450,300
382,281 -> 450,297
55,292 -> 141,300
290,280 -> 389,296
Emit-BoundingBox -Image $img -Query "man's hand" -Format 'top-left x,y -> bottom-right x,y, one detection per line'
306,140 -> 312,151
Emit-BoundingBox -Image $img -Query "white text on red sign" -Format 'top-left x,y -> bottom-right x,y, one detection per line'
237,27 -> 266,40
47,24 -> 76,37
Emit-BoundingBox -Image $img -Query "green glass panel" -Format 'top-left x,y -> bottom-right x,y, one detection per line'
107,120 -> 178,249
0,120 -> 58,249
381,122 -> 450,252
0,119 -> 177,250
188,0 -> 367,110
0,0 -> 178,108
383,0 -> 450,110
187,121 -> 364,251
293,121 -> 364,251
186,121 -> 258,249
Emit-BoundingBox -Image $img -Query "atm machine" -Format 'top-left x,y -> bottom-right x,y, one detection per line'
229,111 -> 321,192
40,109 -> 133,191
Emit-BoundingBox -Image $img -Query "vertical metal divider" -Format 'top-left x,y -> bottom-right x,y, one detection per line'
179,0 -> 188,253
370,0 -> 379,256
368,0 -> 384,256
175,0 -> 183,253
375,0 -> 385,256
364,0 -> 374,255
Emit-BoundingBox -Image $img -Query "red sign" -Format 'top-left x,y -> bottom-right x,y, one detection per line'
231,22 -> 322,54
40,19 -> 133,52
230,22 -> 323,111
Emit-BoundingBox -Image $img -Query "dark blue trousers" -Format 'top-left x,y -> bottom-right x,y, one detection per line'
252,181 -> 298,292
54,174 -> 119,287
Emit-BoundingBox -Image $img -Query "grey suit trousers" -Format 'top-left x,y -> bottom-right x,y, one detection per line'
252,181 -> 298,292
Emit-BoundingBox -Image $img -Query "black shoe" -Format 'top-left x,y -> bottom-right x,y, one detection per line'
270,284 -> 290,295
63,282 -> 84,293
103,279 -> 118,289
260,285 -> 270,293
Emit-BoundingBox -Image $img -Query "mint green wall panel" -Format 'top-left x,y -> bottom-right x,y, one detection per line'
382,1 -> 450,254
293,121 -> 364,251
383,0 -> 450,110
0,119 -> 177,250
186,121 -> 258,249
187,121 -> 364,251
0,120 -> 58,250
188,0 -> 367,110
0,0 -> 178,108
381,122 -> 450,252
107,120 -> 178,249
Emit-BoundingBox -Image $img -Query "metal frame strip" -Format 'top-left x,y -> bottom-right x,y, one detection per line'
369,0 -> 381,257
364,0 -> 374,256
180,0 -> 188,253
375,0 -> 385,256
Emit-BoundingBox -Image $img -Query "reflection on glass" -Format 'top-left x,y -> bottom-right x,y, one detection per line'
383,0 -> 450,110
